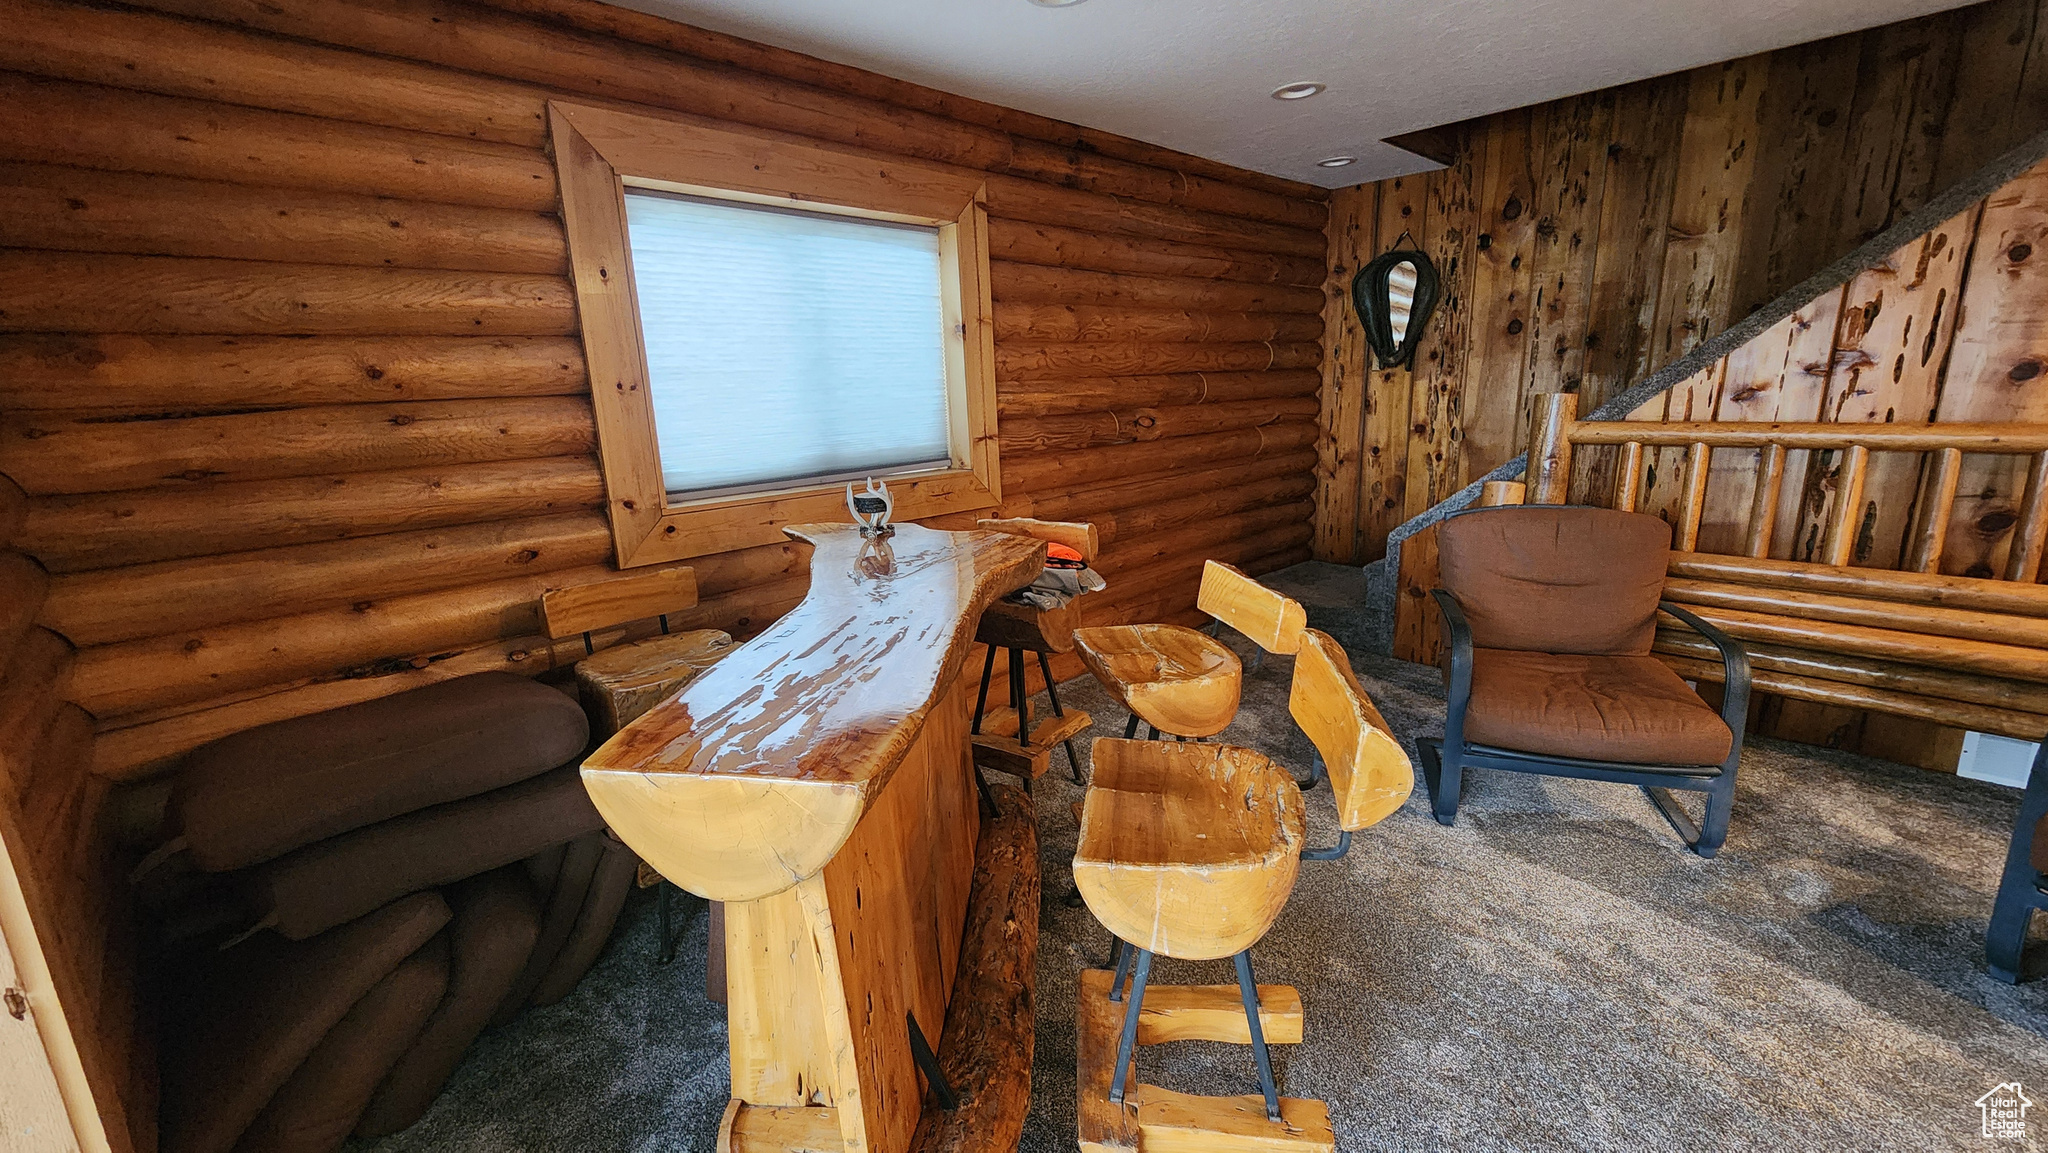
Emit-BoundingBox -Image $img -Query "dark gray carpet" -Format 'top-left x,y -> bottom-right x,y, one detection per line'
354,563 -> 2048,1153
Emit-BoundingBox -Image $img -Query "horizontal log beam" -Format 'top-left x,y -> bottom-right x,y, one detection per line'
88,570 -> 810,776
0,550 -> 48,667
0,71 -> 557,211
90,628 -> 604,780
0,161 -> 568,274
1091,474 -> 1317,547
20,457 -> 606,573
1094,502 -> 1313,575
1130,398 -> 1321,441
1667,551 -> 2048,618
999,397 -> 1321,454
1,396 -> 596,495
0,479 -> 23,549
0,252 -> 576,336
66,561 -> 615,718
0,0 -> 549,148
984,175 -> 1322,257
1663,578 -> 2048,649
1670,604 -> 2048,683
1660,653 -> 2048,742
40,510 -> 613,646
988,220 -> 1324,286
992,303 -> 1321,344
1092,521 -> 1314,591
0,627 -> 74,794
988,263 -> 1326,314
1572,420 -> 2048,452
996,342 -> 1320,381
123,0 -> 1325,256
996,371 -> 1320,418
988,450 -> 1318,526
1001,420 -> 1317,493
478,0 -> 1324,207
1654,629 -> 2048,715
0,334 -> 586,414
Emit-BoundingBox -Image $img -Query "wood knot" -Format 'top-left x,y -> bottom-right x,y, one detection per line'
1978,509 -> 2018,535
2010,242 -> 2033,264
2011,359 -> 2042,383
388,413 -> 415,426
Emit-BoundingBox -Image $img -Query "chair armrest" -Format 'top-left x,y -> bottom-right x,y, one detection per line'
1658,601 -> 1751,748
1430,589 -> 1474,745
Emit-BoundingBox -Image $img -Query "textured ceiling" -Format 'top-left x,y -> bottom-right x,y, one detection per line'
608,0 -> 1971,188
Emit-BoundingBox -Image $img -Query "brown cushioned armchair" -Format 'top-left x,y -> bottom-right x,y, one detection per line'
1418,505 -> 1751,857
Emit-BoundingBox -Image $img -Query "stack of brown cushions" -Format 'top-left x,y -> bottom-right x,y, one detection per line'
150,673 -> 642,1152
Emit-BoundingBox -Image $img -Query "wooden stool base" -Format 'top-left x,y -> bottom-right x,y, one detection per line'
972,705 -> 1091,779
719,781 -> 1040,1153
1076,968 -> 1332,1153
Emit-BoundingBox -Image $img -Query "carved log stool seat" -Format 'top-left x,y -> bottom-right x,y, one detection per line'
1073,560 -> 1306,740
1072,628 -> 1413,1153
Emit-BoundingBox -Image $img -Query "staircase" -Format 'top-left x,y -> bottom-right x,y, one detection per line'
1358,126 -> 2048,660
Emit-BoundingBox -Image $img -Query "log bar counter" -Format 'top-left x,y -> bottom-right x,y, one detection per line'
581,522 -> 1047,1153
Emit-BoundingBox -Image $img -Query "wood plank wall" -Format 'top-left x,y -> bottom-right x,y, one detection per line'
0,0 -> 1331,1144
1316,0 -> 2048,566
1394,148 -> 2048,761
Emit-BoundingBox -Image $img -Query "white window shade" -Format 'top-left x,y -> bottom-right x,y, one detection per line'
622,188 -> 954,499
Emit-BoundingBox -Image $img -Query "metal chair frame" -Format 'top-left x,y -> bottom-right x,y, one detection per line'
1101,939 -> 1283,1122
1987,741 -> 2048,982
971,642 -> 1084,786
1419,591 -> 1751,858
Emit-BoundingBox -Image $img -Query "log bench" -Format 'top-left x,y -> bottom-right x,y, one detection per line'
1394,395 -> 2048,746
1654,552 -> 2048,740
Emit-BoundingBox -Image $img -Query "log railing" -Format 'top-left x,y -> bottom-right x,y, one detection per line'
1525,392 -> 2048,578
1394,392 -> 2048,742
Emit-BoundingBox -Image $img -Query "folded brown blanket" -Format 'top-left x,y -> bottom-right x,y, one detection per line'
233,933 -> 450,1153
160,893 -> 451,1153
356,870 -> 541,1137
170,673 -> 588,873
249,766 -> 602,941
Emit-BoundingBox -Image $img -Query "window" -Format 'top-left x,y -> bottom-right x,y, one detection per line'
549,101 -> 1000,567
623,191 -> 952,500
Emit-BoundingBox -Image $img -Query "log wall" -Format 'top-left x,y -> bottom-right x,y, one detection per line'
0,0 -> 1329,1145
1315,0 -> 2048,567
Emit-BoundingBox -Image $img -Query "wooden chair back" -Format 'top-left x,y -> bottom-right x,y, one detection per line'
1196,560 -> 1306,655
540,566 -> 698,640
977,517 -> 1099,564
1288,629 -> 1413,832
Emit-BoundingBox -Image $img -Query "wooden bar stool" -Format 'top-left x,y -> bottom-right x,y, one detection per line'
1072,627 -> 1412,1152
969,518 -> 1099,786
1072,560 -> 1307,742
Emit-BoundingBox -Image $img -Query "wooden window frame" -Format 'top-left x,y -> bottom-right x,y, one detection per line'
549,100 -> 1001,567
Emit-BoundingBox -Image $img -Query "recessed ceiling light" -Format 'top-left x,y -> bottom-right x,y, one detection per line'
1271,81 -> 1327,101
1027,0 -> 1088,7
1316,156 -> 1358,168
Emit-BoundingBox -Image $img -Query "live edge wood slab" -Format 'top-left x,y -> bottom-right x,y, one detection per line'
582,523 -> 1046,1153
